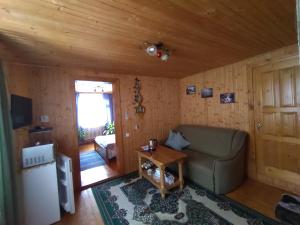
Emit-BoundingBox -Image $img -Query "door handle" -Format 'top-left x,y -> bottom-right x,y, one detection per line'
256,122 -> 263,129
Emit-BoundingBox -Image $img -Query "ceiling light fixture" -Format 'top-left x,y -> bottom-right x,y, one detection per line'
144,42 -> 170,62
146,45 -> 157,56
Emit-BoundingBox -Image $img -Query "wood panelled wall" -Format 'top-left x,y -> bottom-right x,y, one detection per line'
4,44 -> 299,193
4,64 -> 180,190
4,64 -> 37,171
180,44 -> 299,189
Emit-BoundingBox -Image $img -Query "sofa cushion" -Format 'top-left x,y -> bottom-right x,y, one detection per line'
177,125 -> 237,158
166,149 -> 215,192
165,130 -> 176,147
165,130 -> 190,150
184,149 -> 215,191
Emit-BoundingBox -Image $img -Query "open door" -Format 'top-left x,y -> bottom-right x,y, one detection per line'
56,153 -> 75,214
74,80 -> 121,187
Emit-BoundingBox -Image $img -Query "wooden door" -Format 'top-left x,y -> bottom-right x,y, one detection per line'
253,57 -> 300,194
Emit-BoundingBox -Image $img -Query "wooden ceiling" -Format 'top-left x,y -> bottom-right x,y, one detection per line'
0,0 -> 297,78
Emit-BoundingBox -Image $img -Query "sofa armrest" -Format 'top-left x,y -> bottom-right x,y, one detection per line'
230,130 -> 247,156
212,133 -> 247,194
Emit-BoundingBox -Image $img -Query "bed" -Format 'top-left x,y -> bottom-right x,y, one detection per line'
94,134 -> 116,163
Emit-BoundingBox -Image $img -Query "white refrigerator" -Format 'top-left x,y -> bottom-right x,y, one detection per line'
22,144 -> 75,225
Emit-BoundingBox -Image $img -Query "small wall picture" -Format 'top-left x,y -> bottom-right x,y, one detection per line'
186,85 -> 196,95
220,93 -> 235,104
201,88 -> 213,98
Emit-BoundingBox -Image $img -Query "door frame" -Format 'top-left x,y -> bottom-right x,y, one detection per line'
71,76 -> 124,191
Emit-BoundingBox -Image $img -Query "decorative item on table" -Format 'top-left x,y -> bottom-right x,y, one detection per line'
141,160 -> 154,170
220,92 -> 235,104
149,138 -> 158,151
147,168 -> 156,176
152,168 -> 175,185
201,88 -> 213,98
140,145 -> 150,151
186,85 -> 196,95
133,78 -> 145,113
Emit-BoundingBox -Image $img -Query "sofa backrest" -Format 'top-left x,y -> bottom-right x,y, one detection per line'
177,125 -> 244,158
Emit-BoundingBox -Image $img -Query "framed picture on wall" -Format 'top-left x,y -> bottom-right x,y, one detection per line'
220,93 -> 235,104
201,88 -> 213,98
186,85 -> 196,95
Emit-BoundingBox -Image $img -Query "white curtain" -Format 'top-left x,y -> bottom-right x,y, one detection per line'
77,93 -> 110,129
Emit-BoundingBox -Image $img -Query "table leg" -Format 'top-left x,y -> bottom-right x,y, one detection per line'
178,160 -> 184,190
138,154 -> 142,179
159,166 -> 165,199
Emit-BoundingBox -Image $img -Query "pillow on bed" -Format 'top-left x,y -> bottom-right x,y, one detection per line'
165,130 -> 190,150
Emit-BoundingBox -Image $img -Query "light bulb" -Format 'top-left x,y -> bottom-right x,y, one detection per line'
161,52 -> 169,61
146,45 -> 157,56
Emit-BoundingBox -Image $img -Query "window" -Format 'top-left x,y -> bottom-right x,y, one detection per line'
77,93 -> 112,128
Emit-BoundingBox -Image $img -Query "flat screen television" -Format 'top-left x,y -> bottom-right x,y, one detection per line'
11,94 -> 32,129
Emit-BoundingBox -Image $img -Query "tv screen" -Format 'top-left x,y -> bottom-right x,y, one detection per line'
11,94 -> 32,129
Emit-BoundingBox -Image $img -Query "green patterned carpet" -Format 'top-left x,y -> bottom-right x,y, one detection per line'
92,173 -> 280,225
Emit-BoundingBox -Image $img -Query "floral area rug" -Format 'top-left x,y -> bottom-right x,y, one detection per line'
92,173 -> 280,225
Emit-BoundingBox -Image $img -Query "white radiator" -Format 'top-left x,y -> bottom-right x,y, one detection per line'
56,153 -> 75,214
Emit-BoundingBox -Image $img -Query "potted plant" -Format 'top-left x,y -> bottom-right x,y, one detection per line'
78,127 -> 87,143
102,122 -> 115,135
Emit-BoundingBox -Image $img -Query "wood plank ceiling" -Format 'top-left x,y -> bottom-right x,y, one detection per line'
0,0 -> 297,78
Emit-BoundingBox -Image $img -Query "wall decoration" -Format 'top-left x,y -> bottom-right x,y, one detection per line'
133,78 -> 145,113
220,93 -> 235,104
201,88 -> 213,98
186,85 -> 196,95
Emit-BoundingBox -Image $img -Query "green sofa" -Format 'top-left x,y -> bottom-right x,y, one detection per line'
170,125 -> 247,194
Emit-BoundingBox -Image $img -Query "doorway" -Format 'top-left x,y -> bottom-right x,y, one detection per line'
75,80 -> 120,187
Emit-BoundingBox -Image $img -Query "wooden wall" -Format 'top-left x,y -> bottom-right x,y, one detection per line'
180,44 -> 299,184
4,44 -> 298,193
4,64 -> 180,190
4,63 -> 37,171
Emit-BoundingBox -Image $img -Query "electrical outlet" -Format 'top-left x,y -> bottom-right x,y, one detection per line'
125,112 -> 129,120
125,132 -> 130,137
40,115 -> 49,123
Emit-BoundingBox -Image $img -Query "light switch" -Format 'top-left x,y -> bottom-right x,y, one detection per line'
125,112 -> 129,120
40,115 -> 49,123
125,132 -> 130,137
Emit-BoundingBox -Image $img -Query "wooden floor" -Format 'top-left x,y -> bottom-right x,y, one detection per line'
57,178 -> 285,224
79,143 -> 120,187
55,188 -> 104,225
227,179 -> 285,219
79,143 -> 95,153
80,162 -> 119,187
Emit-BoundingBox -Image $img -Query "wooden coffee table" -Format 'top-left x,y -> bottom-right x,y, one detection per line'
137,145 -> 187,199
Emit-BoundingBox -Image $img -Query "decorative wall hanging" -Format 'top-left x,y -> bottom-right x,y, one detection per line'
186,85 -> 196,95
133,78 -> 145,113
143,42 -> 170,61
220,93 -> 235,104
201,88 -> 213,98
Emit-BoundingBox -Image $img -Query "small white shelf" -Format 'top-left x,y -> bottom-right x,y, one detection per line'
59,178 -> 67,186
57,164 -> 66,173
